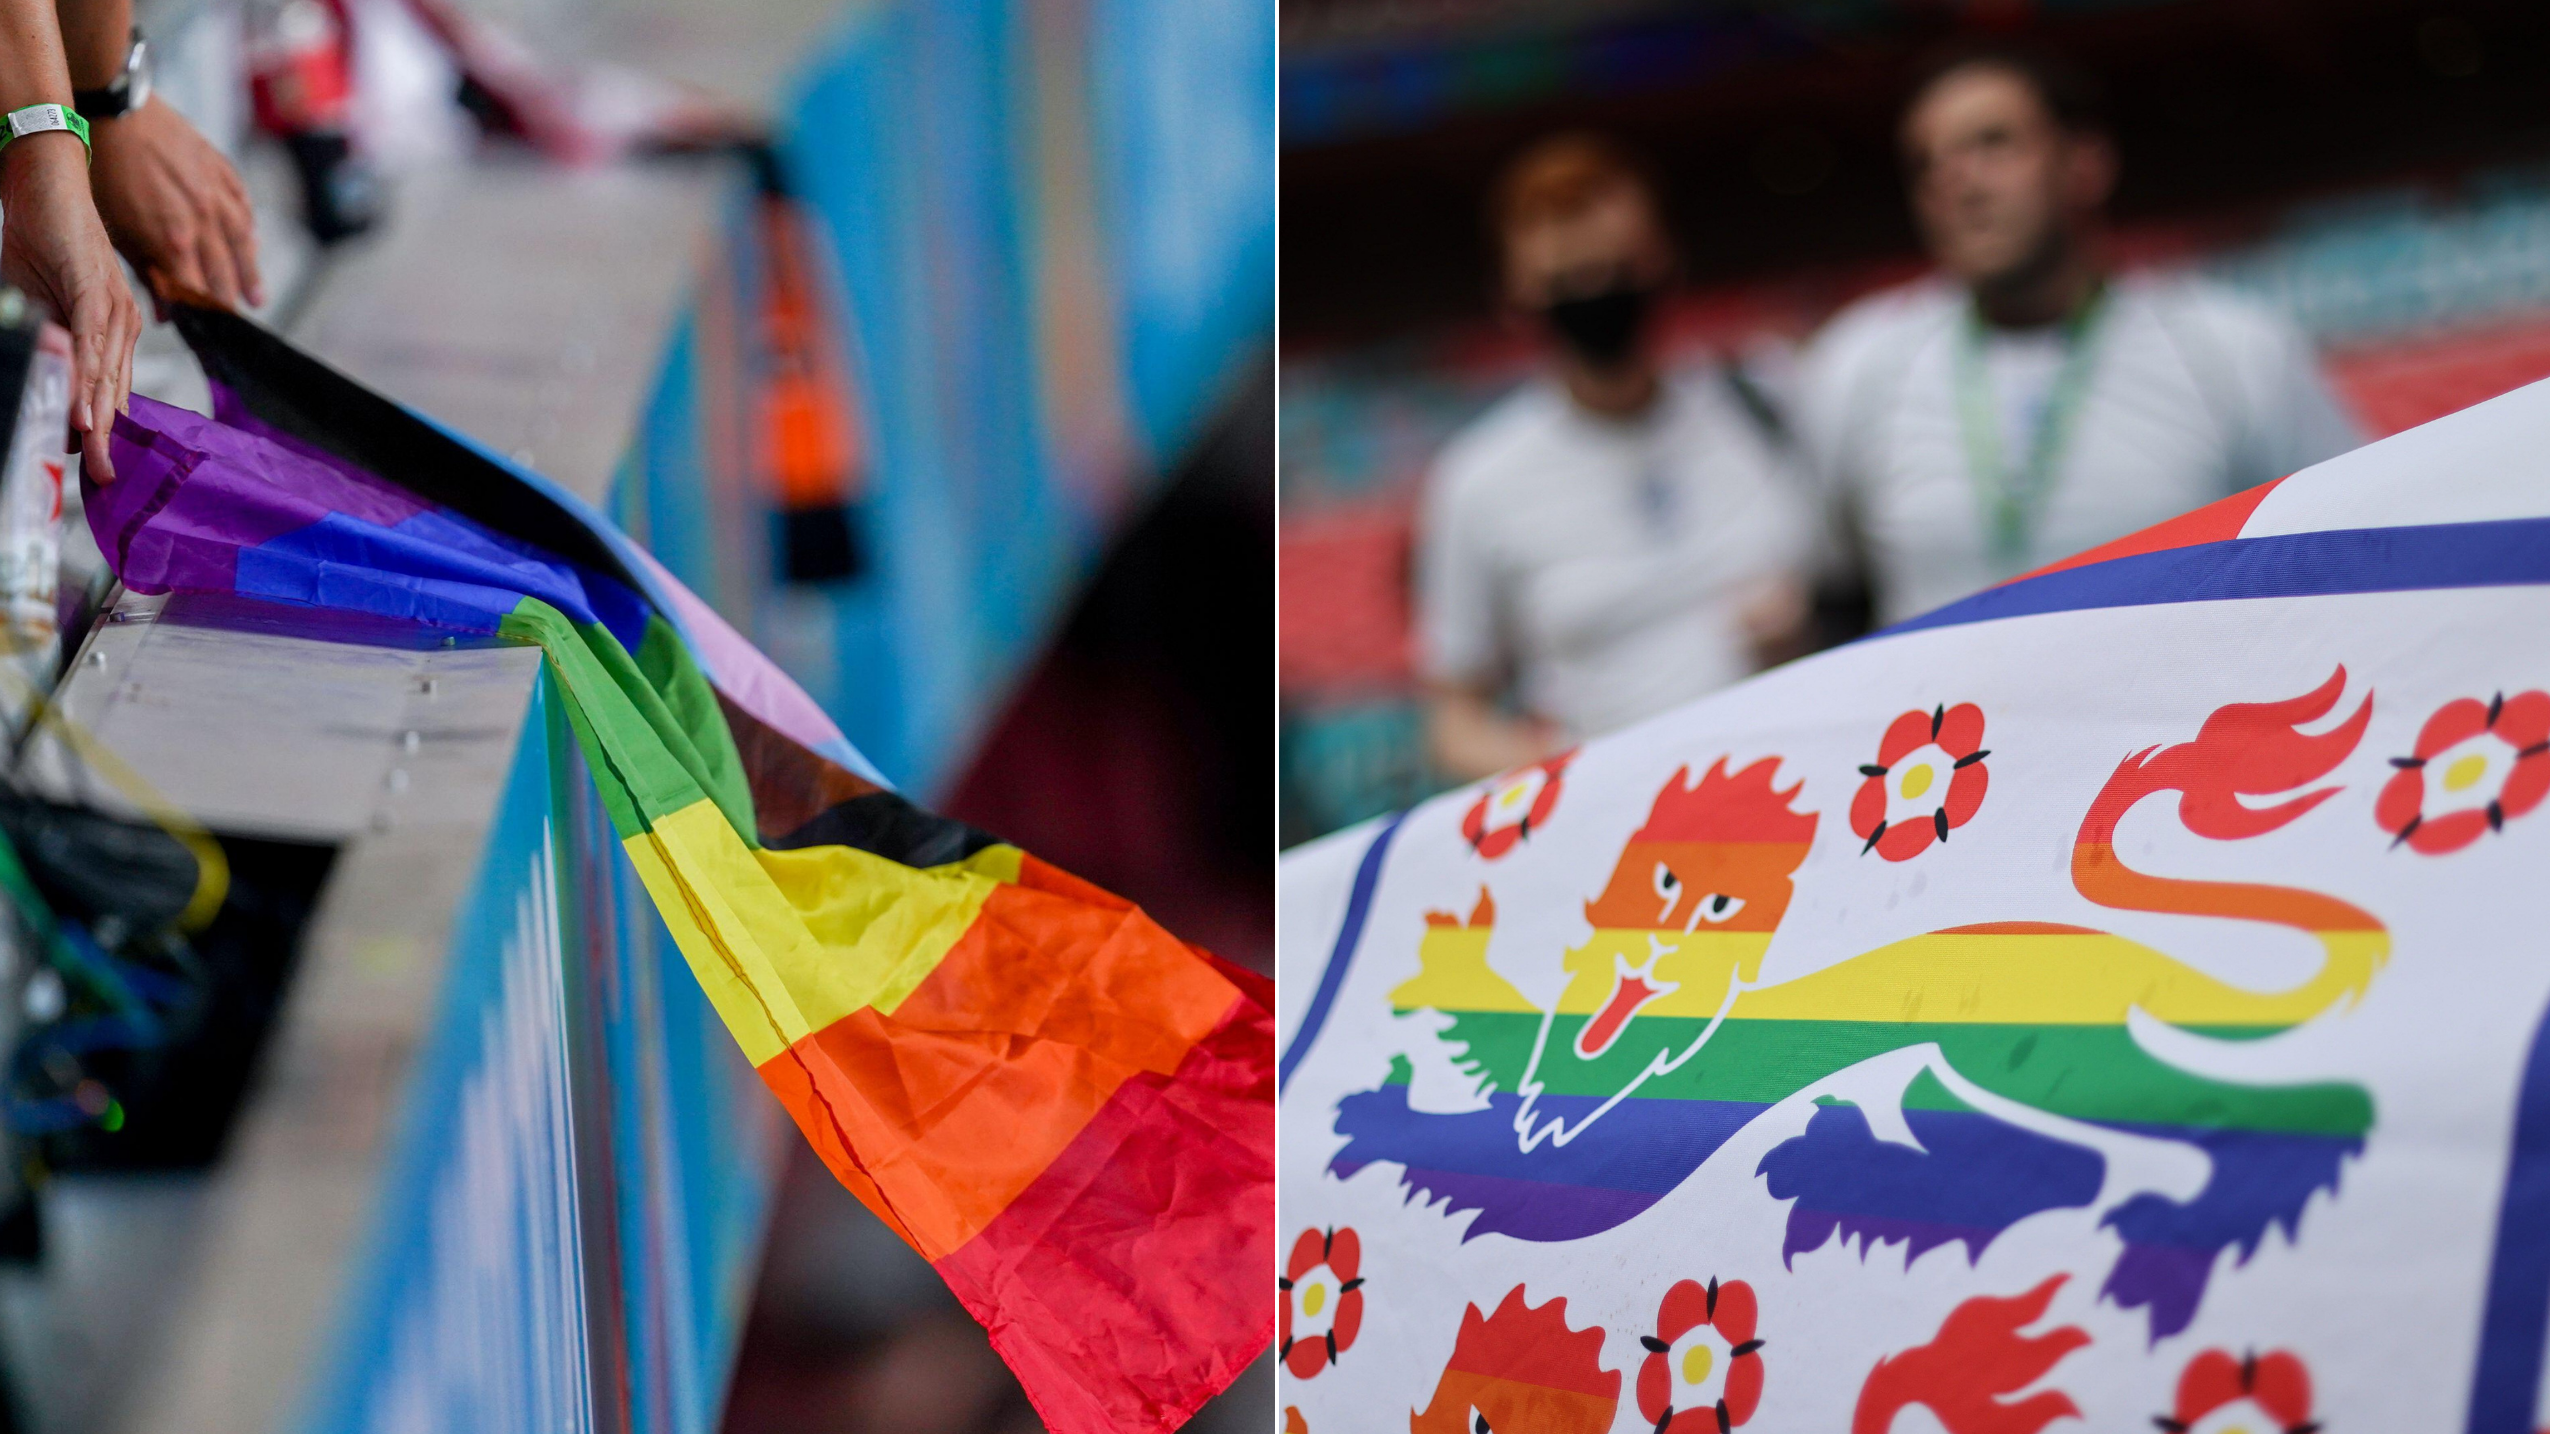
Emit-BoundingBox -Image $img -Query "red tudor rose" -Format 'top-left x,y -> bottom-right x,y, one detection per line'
2377,689 -> 2550,855
1851,703 -> 1990,862
1636,1277 -> 1765,1433
2160,1348 -> 2317,1434
1462,751 -> 1575,859
1279,1227 -> 1363,1379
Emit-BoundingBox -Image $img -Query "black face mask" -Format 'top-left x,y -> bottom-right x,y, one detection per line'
1541,283 -> 1656,369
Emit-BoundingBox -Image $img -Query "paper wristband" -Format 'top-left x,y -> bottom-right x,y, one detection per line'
1,105 -> 90,159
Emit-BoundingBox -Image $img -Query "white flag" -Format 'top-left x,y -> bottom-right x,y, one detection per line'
1278,378 -> 2550,1434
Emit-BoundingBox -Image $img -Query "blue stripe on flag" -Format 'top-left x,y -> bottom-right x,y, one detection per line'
1278,809 -> 1407,1094
2465,989 -> 2550,1434
1888,516 -> 2550,637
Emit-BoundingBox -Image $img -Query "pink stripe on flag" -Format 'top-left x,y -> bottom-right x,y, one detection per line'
625,545 -> 873,780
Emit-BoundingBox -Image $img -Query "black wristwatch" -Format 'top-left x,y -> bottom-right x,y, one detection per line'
72,29 -> 150,120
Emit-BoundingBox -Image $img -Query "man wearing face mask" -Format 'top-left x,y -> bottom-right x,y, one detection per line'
1795,43 -> 2361,627
1415,133 -> 1816,781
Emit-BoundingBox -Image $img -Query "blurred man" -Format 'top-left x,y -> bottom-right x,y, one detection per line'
1417,134 -> 1815,781
1796,44 -> 2361,625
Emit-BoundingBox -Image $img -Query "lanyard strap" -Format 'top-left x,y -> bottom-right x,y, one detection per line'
1952,285 -> 2108,567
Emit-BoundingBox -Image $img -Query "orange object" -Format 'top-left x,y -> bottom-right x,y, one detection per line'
754,192 -> 863,512
246,0 -> 352,134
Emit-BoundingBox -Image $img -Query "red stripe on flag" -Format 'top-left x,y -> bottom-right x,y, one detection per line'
934,993 -> 1275,1434
2006,477 -> 2286,585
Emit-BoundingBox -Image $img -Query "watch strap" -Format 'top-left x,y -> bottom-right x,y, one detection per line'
71,32 -> 148,120
2,105 -> 91,159
69,84 -> 127,119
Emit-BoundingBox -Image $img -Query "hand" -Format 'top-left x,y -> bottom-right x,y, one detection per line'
1426,683 -> 1564,784
0,130 -> 138,479
88,95 -> 261,313
1736,573 -> 1812,669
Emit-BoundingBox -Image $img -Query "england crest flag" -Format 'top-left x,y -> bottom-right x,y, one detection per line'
1277,378 -> 2550,1434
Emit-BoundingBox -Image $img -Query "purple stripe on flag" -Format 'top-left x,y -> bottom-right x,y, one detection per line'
1332,1162 -> 1667,1243
1760,1098 -> 2101,1268
1331,1084 -> 1762,1241
628,544 -> 864,775
101,396 -> 652,650
96,400 -> 396,594
205,382 -> 434,528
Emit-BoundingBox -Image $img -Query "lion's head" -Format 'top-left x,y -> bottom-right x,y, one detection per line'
1554,758 -> 1816,1071
1411,1285 -> 1619,1434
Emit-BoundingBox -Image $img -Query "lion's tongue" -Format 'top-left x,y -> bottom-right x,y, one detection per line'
1576,973 -> 1657,1058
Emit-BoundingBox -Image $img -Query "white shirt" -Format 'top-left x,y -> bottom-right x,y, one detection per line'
1795,273 -> 2364,625
1416,371 -> 1817,741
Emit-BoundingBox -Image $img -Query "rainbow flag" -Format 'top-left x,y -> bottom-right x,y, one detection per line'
93,309 -> 1272,1434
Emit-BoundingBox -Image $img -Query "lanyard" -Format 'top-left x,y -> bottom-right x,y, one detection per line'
1952,286 -> 2108,568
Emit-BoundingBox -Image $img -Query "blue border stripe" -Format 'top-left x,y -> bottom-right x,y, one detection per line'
1279,809 -> 1408,1093
1888,516 -> 2550,637
2466,993 -> 2550,1433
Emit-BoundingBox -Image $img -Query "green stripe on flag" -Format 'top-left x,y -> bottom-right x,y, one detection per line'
635,613 -> 757,846
1423,1009 -> 2371,1137
498,600 -> 753,840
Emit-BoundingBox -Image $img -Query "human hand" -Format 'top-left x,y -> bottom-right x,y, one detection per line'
89,95 -> 261,313
1736,574 -> 1812,668
0,129 -> 139,479
1426,683 -> 1566,783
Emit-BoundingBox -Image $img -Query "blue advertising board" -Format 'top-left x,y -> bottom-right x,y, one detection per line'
622,0 -> 1273,797
295,678 -> 783,1434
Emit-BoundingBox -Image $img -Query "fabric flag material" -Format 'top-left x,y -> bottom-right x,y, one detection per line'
1279,379 -> 2550,1433
94,309 -> 1272,1434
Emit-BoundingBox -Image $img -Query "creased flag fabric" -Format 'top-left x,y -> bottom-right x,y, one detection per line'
1278,378 -> 2550,1433
93,309 -> 1272,1434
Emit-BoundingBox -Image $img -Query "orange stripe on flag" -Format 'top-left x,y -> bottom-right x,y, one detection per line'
755,1041 -> 925,1250
757,879 -> 1239,1258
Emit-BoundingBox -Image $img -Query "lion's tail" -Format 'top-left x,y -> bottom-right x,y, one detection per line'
2072,667 -> 2387,1010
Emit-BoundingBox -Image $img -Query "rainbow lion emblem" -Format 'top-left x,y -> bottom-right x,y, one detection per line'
1335,672 -> 2386,1337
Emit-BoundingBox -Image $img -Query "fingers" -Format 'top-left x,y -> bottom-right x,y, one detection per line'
156,218 -> 210,303
189,220 -> 239,311
221,171 -> 264,310
87,102 -> 269,317
170,177 -> 254,312
114,282 -> 136,417
84,338 -> 120,482
168,104 -> 264,313
156,153 -> 262,314
69,278 -> 140,483
72,325 -> 111,482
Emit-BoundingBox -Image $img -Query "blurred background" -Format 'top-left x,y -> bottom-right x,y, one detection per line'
1278,0 -> 2550,844
0,0 -> 1272,1431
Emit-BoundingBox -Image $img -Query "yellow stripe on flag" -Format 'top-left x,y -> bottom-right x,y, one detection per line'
935,843 -> 1023,884
622,796 -> 1003,1068
754,838 -> 997,1024
624,833 -> 795,1065
1732,929 -> 2388,1027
